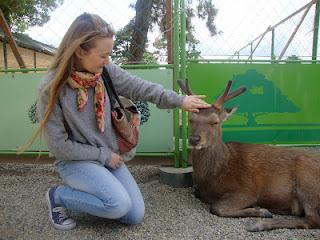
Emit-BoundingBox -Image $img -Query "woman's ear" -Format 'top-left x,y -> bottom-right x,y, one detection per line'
74,47 -> 87,59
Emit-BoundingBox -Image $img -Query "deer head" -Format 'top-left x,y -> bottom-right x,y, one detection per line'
178,79 -> 246,149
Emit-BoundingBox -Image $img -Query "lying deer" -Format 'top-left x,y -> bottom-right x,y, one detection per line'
178,79 -> 320,231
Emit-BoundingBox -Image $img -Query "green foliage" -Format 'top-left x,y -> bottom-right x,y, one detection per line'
0,0 -> 63,32
151,4 -> 203,61
28,100 -> 151,125
142,52 -> 158,64
28,101 -> 39,124
134,101 -> 151,125
196,0 -> 218,36
114,0 -> 218,63
112,20 -> 134,64
112,20 -> 157,64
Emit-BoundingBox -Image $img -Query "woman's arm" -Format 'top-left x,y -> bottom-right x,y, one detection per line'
106,63 -> 185,109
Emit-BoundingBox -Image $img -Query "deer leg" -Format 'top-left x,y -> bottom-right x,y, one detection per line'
247,206 -> 320,231
210,206 -> 272,218
246,217 -> 319,232
194,186 -> 201,199
210,194 -> 273,218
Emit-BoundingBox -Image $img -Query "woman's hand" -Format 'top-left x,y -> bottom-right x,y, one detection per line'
181,95 -> 211,113
108,153 -> 124,169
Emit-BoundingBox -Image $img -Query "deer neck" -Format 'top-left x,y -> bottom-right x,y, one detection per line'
210,139 -> 230,174
193,139 -> 230,177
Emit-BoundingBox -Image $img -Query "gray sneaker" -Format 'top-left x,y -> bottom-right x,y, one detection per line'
46,187 -> 76,230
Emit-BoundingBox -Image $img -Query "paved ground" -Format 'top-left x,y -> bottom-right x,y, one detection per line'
1,153 -> 320,240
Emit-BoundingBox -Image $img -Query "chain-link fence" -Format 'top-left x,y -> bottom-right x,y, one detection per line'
2,0 -> 165,69
0,0 -> 319,69
23,0 -> 173,66
189,0 -> 319,61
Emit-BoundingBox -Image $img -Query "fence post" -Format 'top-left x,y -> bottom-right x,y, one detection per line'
173,0 -> 180,168
271,28 -> 275,63
312,0 -> 320,62
180,0 -> 188,168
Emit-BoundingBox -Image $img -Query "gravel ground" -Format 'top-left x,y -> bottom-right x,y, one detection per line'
1,162 -> 319,240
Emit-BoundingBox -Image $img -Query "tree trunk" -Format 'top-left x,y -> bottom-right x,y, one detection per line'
128,0 -> 153,63
166,0 -> 172,63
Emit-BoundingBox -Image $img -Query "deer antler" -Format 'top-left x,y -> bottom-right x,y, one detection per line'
178,79 -> 193,95
213,80 -> 246,110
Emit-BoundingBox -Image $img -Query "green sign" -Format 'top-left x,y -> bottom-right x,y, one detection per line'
188,63 -> 320,144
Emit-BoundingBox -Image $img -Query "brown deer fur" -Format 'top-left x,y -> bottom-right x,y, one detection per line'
179,80 -> 320,231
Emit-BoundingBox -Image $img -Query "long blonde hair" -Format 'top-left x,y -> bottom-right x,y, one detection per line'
18,13 -> 115,153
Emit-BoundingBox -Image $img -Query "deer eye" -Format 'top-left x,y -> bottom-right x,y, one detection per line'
210,122 -> 218,126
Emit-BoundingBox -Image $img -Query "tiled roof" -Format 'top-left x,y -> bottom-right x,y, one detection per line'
0,30 -> 56,55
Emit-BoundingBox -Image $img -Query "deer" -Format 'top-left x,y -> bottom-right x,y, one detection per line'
178,79 -> 320,232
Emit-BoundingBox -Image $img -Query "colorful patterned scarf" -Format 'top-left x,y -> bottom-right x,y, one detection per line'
67,71 -> 106,132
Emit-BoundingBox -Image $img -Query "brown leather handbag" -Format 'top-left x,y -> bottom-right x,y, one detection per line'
102,67 -> 140,156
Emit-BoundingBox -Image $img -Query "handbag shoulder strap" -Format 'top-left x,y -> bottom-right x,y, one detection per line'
102,67 -> 124,109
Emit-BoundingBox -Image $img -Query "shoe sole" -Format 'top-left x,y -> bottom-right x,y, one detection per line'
45,189 -> 76,230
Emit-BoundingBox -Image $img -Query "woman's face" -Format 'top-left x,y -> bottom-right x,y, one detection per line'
75,37 -> 113,74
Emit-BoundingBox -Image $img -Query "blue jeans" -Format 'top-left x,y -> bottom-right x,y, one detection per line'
54,161 -> 145,225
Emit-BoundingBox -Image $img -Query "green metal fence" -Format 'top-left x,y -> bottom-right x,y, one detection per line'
0,66 -> 176,157
1,0 -> 319,168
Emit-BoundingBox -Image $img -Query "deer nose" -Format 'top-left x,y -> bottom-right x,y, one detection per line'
189,136 -> 201,146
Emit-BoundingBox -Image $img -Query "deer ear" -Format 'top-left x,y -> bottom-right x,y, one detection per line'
220,106 -> 238,122
177,79 -> 193,95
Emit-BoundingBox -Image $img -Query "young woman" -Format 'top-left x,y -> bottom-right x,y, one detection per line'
22,12 -> 210,230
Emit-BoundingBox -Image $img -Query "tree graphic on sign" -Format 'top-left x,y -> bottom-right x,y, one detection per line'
220,69 -> 300,126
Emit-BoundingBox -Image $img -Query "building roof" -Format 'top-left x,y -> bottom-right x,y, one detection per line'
0,30 -> 56,55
